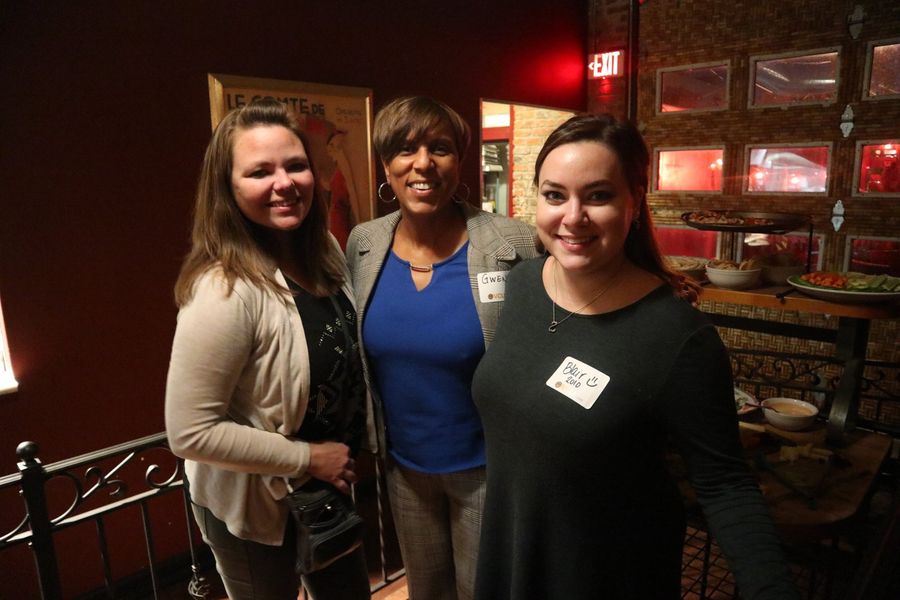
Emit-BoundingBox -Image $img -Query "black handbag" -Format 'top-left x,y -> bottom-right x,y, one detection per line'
284,479 -> 364,574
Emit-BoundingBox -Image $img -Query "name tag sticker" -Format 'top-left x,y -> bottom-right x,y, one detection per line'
477,271 -> 508,303
546,356 -> 610,409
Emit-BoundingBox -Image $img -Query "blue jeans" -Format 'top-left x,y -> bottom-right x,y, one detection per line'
192,503 -> 370,600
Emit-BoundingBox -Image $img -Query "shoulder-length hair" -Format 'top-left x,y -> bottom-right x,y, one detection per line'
534,114 -> 699,301
174,98 -> 343,306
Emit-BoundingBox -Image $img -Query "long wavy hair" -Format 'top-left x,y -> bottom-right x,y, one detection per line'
174,99 -> 343,306
534,114 -> 699,301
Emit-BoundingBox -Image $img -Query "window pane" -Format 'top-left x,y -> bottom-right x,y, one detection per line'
752,51 -> 838,106
868,42 -> 900,98
655,227 -> 718,259
660,65 -> 728,112
849,238 -> 900,276
742,233 -> 821,270
858,141 -> 900,194
657,149 -> 723,191
747,146 -> 829,193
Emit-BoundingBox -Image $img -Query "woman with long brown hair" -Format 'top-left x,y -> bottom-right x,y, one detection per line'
166,98 -> 370,600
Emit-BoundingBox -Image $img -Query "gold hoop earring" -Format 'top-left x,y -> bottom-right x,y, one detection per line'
378,182 -> 397,203
453,182 -> 471,204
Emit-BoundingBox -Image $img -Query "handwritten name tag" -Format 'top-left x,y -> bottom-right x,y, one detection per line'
477,271 -> 508,303
545,356 -> 610,409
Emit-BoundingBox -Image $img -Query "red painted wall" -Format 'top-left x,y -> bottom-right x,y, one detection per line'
0,1 -> 585,594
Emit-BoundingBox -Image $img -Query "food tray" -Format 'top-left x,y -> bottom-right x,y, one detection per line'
787,275 -> 900,305
681,211 -> 810,234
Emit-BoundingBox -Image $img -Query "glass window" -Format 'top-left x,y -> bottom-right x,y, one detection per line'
745,145 -> 830,194
865,40 -> 900,99
0,296 -> 17,394
655,148 -> 724,192
855,141 -> 900,195
846,237 -> 900,276
658,63 -> 729,113
750,50 -> 839,107
741,233 -> 823,271
655,226 -> 719,259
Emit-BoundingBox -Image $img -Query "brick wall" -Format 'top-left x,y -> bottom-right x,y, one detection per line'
510,104 -> 577,224
587,0 -> 631,118
635,0 -> 899,267
586,0 -> 900,368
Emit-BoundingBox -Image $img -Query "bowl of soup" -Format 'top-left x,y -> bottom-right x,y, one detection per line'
761,397 -> 818,431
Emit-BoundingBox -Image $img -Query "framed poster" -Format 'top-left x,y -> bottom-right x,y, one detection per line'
208,73 -> 376,248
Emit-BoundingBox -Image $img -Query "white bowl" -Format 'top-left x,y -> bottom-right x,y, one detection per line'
761,265 -> 805,285
705,266 -> 762,290
761,397 -> 818,431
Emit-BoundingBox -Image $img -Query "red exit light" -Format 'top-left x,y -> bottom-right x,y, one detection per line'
588,50 -> 623,79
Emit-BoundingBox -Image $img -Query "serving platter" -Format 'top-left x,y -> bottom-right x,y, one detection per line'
681,211 -> 809,234
787,275 -> 900,304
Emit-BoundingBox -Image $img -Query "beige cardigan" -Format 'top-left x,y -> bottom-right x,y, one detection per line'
165,256 -> 364,545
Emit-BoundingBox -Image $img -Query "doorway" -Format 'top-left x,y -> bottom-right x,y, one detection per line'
479,99 -> 576,223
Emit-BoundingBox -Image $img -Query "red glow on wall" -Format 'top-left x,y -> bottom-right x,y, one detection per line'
588,50 -> 624,79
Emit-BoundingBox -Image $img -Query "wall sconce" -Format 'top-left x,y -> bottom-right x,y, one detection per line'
840,104 -> 854,138
847,5 -> 865,40
0,297 -> 18,395
832,199 -> 845,232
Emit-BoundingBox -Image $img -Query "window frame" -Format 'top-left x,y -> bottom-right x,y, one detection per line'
748,47 -> 841,109
0,296 -> 17,395
852,139 -> 900,198
862,37 -> 900,101
843,235 -> 900,274
653,224 -> 723,260
652,145 -> 726,194
655,60 -> 731,115
742,141 -> 832,196
737,232 -> 825,271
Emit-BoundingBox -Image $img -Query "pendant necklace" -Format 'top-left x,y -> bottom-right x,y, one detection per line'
548,259 -> 625,333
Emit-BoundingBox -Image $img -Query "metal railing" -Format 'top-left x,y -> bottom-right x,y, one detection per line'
0,434 -> 402,599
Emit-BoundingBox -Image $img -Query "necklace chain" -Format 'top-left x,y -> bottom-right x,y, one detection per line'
548,259 -> 623,333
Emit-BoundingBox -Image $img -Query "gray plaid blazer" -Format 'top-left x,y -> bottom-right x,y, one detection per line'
345,201 -> 539,455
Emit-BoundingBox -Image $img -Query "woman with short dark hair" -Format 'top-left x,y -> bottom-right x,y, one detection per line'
347,96 -> 538,600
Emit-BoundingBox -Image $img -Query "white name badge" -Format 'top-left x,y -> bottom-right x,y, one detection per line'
545,356 -> 610,409
477,271 -> 508,303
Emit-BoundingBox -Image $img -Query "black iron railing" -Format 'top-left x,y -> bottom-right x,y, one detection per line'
0,434 -> 403,599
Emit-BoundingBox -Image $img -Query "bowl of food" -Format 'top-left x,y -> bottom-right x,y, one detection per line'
666,256 -> 708,281
759,252 -> 805,285
706,259 -> 762,290
761,397 -> 818,431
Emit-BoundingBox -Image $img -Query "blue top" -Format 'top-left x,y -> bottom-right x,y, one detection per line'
363,242 -> 486,473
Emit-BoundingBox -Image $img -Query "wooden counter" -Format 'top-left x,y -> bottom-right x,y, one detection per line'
700,285 -> 900,320
698,285 -> 899,444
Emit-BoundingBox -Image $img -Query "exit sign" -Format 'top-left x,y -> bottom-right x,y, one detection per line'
588,50 -> 623,79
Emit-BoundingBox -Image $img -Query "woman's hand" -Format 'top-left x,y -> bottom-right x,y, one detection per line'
307,441 -> 358,494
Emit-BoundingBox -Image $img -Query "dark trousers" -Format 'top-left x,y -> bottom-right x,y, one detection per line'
192,503 -> 371,600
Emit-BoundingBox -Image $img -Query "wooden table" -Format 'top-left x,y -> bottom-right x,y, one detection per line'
699,285 -> 900,443
749,429 -> 893,543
